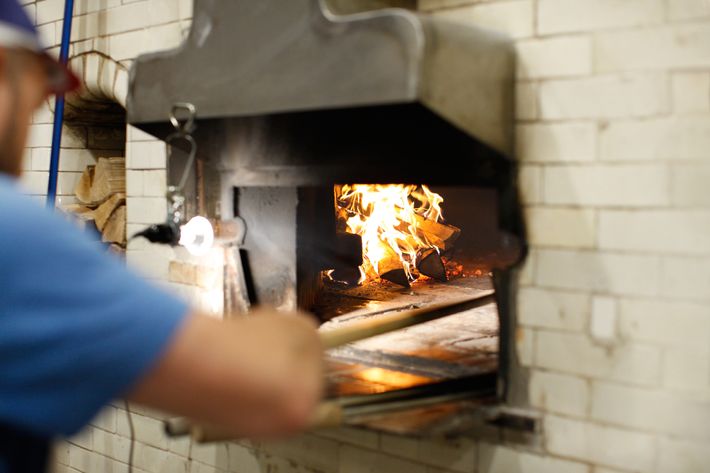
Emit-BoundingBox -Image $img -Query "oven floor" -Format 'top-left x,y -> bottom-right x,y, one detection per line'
316,275 -> 498,435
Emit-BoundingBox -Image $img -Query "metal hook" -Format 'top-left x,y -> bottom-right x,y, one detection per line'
169,102 -> 196,135
165,102 -> 198,194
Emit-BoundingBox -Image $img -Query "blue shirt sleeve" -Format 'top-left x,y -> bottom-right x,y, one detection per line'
0,176 -> 189,436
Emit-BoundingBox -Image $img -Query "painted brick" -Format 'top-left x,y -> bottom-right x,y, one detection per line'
538,0 -> 663,34
380,435 -> 477,472
126,197 -> 167,224
70,446 -> 129,473
73,0 -> 121,14
134,443 -> 188,473
619,299 -> 710,349
179,0 -> 194,20
419,0 -> 475,10
27,124 -> 53,148
91,428 -> 130,463
37,22 -> 57,47
109,22 -> 183,61
657,437 -> 710,473
35,0 -> 64,24
516,82 -> 537,120
433,0 -> 534,39
518,164 -> 542,204
117,411 -> 168,449
261,435 -> 340,473
589,296 -> 618,345
31,147 -> 51,171
58,148 -> 101,172
672,72 -> 710,114
19,171 -> 49,195
102,0 -> 181,36
600,116 -> 710,161
590,381 -> 710,440
535,249 -> 661,297
127,125 -> 157,142
56,172 -> 82,197
190,443 -> 229,469
340,445 -> 427,473
544,415 -> 656,471
516,122 -> 596,162
126,248 -> 172,280
126,141 -> 167,170
595,24 -> 710,72
126,170 -> 145,197
518,248 -> 536,286
516,326 -> 535,367
536,330 -> 662,386
539,74 -> 668,120
668,0 -> 710,20
142,170 -> 168,197
599,210 -> 710,254
516,36 -> 591,79
672,164 -> 710,207
32,101 -> 54,124
663,346 -> 710,393
525,207 -> 596,248
660,256 -> 710,301
529,370 -> 589,416
543,164 -> 670,207
517,287 -> 589,332
317,427 -> 379,450
90,406 -> 118,433
479,443 -> 589,473
226,444 -> 261,473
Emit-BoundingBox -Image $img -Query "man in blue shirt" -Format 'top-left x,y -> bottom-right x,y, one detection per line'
0,1 -> 324,471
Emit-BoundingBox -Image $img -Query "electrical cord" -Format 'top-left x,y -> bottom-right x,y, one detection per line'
124,401 -> 136,473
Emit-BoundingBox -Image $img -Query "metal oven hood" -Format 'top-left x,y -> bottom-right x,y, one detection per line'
127,0 -> 515,164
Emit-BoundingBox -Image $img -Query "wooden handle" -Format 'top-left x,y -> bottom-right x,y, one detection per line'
318,293 -> 495,349
190,401 -> 343,443
170,294 -> 496,443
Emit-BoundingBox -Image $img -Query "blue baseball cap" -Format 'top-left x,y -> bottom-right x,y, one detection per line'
0,0 -> 79,93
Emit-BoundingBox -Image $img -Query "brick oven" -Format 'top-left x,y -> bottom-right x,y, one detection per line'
125,0 -> 537,437
24,0 -> 709,472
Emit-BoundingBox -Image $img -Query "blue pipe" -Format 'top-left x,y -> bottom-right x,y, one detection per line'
46,0 -> 75,208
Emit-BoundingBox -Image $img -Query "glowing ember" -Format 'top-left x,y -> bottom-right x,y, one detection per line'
334,184 -> 454,284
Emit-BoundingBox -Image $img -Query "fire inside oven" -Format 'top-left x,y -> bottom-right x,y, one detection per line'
229,177 -> 522,436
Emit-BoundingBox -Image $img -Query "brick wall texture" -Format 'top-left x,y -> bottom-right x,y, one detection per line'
17,0 -> 710,472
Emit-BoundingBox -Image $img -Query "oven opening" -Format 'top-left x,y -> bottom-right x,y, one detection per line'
289,183 -> 522,435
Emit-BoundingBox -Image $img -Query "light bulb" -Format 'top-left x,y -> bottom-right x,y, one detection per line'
179,216 -> 214,256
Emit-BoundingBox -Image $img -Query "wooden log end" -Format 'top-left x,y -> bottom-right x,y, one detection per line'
380,268 -> 410,288
416,248 -> 447,282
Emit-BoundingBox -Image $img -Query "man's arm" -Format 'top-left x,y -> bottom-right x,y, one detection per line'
127,310 -> 324,438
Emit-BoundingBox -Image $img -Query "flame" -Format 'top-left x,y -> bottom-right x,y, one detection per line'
335,184 -> 447,283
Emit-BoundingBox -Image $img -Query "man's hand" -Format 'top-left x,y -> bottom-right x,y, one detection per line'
127,309 -> 324,439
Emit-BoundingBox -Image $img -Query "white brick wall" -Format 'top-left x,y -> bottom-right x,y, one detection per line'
17,0 -> 710,472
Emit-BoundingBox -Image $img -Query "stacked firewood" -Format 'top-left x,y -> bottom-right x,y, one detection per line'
64,157 -> 127,249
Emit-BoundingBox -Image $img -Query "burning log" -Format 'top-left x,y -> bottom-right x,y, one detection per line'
412,214 -> 461,251
377,244 -> 410,288
416,248 -> 447,282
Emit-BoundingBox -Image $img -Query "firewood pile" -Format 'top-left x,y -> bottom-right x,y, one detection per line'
63,157 -> 127,250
